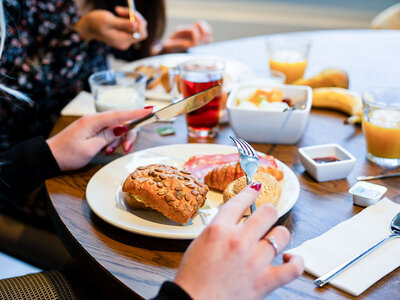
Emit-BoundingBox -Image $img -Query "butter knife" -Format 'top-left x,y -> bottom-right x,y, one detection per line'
126,84 -> 222,130
357,172 -> 400,181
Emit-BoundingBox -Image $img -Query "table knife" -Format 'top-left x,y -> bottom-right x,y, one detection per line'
126,84 -> 222,130
357,172 -> 400,181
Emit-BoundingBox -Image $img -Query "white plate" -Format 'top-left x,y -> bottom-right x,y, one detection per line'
86,144 -> 300,239
119,53 -> 253,101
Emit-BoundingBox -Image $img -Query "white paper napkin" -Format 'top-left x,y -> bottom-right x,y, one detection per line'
61,91 -> 96,116
286,197 -> 400,296
60,91 -> 169,117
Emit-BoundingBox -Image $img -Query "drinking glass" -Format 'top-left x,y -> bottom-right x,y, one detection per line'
267,36 -> 311,84
362,87 -> 400,167
170,59 -> 225,139
89,70 -> 146,112
239,69 -> 286,85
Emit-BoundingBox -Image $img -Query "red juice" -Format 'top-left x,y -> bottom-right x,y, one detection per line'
182,73 -> 223,133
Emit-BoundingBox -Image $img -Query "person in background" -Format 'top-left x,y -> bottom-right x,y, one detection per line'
100,0 -> 212,58
0,0 -> 212,151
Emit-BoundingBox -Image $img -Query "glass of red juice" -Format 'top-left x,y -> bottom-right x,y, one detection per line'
172,59 -> 225,138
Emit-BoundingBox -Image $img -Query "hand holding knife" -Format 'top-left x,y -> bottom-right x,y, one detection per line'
99,84 -> 221,155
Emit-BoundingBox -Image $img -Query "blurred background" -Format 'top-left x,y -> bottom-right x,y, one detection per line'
165,0 -> 399,41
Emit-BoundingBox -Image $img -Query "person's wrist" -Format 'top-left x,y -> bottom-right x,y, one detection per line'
173,277 -> 198,299
74,16 -> 93,42
151,41 -> 163,56
46,138 -> 65,171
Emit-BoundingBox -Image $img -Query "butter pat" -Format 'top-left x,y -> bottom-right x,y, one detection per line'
349,181 -> 387,207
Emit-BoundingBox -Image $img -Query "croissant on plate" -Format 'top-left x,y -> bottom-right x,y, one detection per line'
204,162 -> 283,192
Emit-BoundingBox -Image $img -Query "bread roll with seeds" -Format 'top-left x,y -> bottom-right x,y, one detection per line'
122,164 -> 209,224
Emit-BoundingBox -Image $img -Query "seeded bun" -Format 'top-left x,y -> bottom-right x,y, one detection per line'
223,172 -> 281,215
122,164 -> 208,224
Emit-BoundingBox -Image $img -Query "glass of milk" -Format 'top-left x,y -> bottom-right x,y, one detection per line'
89,71 -> 146,112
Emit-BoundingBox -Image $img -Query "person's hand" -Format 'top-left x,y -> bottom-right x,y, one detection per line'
160,20 -> 213,54
74,9 -> 148,50
174,183 -> 304,300
46,108 -> 152,171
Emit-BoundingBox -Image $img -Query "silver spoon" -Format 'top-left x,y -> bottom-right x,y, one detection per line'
283,99 -> 307,112
314,212 -> 400,288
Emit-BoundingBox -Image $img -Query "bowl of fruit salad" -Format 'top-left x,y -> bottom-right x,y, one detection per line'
226,83 -> 312,144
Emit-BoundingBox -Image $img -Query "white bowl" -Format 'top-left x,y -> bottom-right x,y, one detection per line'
348,181 -> 387,207
298,144 -> 356,182
226,83 -> 312,144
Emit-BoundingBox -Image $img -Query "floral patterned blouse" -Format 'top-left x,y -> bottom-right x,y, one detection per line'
0,0 -> 108,150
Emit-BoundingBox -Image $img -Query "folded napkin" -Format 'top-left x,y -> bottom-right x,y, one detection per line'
286,197 -> 400,296
61,91 -> 96,116
60,91 -> 169,117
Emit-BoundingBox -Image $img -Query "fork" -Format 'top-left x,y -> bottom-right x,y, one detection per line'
230,136 -> 259,213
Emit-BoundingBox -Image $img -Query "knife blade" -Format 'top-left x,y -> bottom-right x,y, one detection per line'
357,172 -> 400,181
125,84 -> 222,130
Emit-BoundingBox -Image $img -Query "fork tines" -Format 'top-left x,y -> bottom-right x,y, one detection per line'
230,136 -> 257,157
230,136 -> 259,214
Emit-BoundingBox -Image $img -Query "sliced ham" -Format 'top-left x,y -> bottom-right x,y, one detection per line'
183,153 -> 280,182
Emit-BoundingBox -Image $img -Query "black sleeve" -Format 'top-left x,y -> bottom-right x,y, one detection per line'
151,281 -> 192,300
0,137 -> 61,198
111,46 -> 142,61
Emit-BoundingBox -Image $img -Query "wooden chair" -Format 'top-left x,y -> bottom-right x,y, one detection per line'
0,271 -> 76,300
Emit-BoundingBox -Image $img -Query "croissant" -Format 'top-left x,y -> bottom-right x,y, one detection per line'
204,162 -> 283,192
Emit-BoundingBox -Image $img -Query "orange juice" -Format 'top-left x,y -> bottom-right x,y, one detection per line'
269,50 -> 307,83
362,110 -> 400,158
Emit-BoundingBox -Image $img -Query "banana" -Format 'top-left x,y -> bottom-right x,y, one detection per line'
346,112 -> 362,124
293,68 -> 349,89
312,87 -> 362,117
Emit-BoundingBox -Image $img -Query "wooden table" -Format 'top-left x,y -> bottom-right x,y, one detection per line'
46,30 -> 400,299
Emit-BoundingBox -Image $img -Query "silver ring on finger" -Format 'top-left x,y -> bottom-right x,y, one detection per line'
264,236 -> 279,255
133,32 -> 141,40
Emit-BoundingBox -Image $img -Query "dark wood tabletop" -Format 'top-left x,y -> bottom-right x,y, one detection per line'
46,30 -> 400,299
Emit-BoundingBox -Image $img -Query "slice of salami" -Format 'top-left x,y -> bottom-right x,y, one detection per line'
183,153 -> 278,181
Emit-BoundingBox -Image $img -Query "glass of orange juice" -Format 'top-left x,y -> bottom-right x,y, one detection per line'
267,36 -> 311,84
362,88 -> 400,167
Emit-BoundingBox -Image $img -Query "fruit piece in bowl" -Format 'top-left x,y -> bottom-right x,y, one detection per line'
227,84 -> 312,144
235,87 -> 289,111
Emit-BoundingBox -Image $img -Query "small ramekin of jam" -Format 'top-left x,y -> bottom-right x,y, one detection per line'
298,144 -> 356,182
313,156 -> 340,164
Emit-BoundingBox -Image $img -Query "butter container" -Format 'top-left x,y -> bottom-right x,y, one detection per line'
349,181 -> 387,207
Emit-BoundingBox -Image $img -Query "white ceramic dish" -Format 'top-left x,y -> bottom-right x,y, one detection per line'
298,143 -> 356,182
86,144 -> 300,239
120,53 -> 253,101
226,84 -> 312,144
349,181 -> 387,207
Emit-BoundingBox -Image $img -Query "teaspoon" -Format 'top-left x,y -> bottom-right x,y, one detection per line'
314,212 -> 400,287
283,100 -> 307,112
